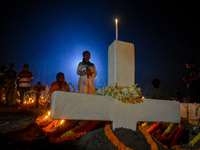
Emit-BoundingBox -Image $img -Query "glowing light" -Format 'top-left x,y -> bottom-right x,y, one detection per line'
44,111 -> 51,119
60,120 -> 65,124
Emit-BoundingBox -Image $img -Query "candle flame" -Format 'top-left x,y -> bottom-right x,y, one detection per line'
115,18 -> 118,24
44,111 -> 51,119
60,120 -> 65,124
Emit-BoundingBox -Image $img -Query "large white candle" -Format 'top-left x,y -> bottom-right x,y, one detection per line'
115,18 -> 118,40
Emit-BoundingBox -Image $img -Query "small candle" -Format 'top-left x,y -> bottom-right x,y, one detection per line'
115,19 -> 118,40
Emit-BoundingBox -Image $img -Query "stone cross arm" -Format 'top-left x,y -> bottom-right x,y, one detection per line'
50,91 -> 180,131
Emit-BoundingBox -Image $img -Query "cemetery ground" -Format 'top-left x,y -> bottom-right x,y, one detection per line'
0,104 -> 200,150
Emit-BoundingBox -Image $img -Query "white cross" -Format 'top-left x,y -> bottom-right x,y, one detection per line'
50,91 -> 180,131
50,40 -> 181,130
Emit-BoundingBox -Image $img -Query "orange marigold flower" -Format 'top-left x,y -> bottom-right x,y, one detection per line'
104,122 -> 133,150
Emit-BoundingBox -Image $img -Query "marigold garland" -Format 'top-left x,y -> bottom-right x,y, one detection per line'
49,131 -> 86,143
35,111 -> 50,122
42,120 -> 64,134
171,145 -> 189,150
147,122 -> 162,134
138,125 -> 159,150
171,145 -> 200,150
35,110 -> 200,149
60,130 -> 74,137
152,136 -> 168,149
60,121 -> 91,137
49,121 -> 100,143
104,122 -> 133,150
43,120 -> 59,130
35,111 -> 52,126
50,120 -> 78,137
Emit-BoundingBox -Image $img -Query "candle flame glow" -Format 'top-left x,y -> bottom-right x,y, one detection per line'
115,18 -> 118,24
60,120 -> 65,124
44,111 -> 50,119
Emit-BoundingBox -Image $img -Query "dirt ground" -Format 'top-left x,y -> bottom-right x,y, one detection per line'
0,105 -> 199,150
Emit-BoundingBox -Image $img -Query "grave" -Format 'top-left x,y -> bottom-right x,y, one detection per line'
108,40 -> 135,86
50,40 -> 181,131
180,103 -> 200,119
51,91 -> 180,130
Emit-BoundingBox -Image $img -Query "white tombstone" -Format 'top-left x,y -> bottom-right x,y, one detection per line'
50,91 -> 180,131
180,103 -> 200,119
108,40 -> 135,86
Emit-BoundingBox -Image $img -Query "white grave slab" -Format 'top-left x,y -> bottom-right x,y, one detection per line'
50,91 -> 180,131
108,40 -> 135,86
180,103 -> 200,119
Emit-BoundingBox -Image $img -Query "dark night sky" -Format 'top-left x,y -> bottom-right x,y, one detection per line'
0,0 -> 200,96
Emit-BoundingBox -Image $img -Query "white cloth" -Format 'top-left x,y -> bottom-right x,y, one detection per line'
77,62 -> 97,94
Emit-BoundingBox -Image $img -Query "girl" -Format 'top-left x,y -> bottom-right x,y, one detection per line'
77,51 -> 97,94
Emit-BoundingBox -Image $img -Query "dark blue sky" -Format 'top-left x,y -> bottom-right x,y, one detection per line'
0,0 -> 200,96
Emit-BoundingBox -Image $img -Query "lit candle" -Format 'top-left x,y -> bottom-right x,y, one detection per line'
115,18 -> 118,40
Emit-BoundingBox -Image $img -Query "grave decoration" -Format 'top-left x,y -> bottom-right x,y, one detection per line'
34,95 -> 200,150
34,115 -> 200,149
32,92 -> 200,150
95,83 -> 143,104
104,122 -> 134,150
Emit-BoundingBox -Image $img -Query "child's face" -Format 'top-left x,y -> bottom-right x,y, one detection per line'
83,52 -> 90,62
